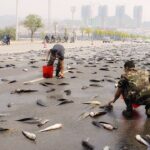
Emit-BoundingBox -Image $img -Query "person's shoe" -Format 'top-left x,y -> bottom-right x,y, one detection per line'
122,110 -> 133,118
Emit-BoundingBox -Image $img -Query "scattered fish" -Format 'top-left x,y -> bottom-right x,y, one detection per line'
38,123 -> 63,132
1,79 -> 9,82
0,127 -> 9,132
89,79 -> 101,83
99,68 -> 109,71
92,121 -> 101,128
82,101 -> 101,106
64,90 -> 71,95
8,80 -> 17,84
82,140 -> 95,150
100,104 -> 113,112
58,100 -> 74,105
89,111 -> 107,118
46,88 -> 55,93
0,113 -> 9,117
23,68 -> 28,72
11,89 -> 38,94
99,121 -> 117,130
16,117 -> 41,124
135,134 -> 150,147
39,83 -> 48,87
68,71 -> 74,73
103,146 -> 110,150
81,86 -> 89,90
44,82 -> 55,85
70,76 -> 77,79
89,84 -> 102,87
22,131 -> 36,141
57,98 -> 68,101
36,99 -> 48,107
37,119 -> 49,127
58,83 -> 69,86
79,112 -> 90,120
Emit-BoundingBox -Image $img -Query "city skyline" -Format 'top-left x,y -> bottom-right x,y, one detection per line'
0,0 -> 150,21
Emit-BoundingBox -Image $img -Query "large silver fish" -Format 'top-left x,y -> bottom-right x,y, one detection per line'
89,111 -> 107,117
22,131 -> 36,141
135,134 -> 150,147
103,146 -> 110,150
82,101 -> 101,106
38,123 -> 63,132
99,121 -> 117,130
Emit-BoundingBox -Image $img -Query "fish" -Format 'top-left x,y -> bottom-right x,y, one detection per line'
68,71 -> 74,73
64,90 -> 71,95
135,134 -> 150,147
89,111 -> 107,117
99,121 -> 117,130
1,79 -> 9,82
57,98 -> 68,101
105,79 -> 115,83
39,83 -> 48,87
11,89 -> 38,94
38,123 -> 63,132
23,68 -> 28,72
99,68 -> 109,71
0,113 -> 9,117
103,146 -> 110,150
76,71 -> 83,73
81,140 -> 95,150
81,86 -> 89,90
89,84 -> 102,87
92,121 -> 101,128
89,79 -> 101,83
46,88 -> 56,93
58,100 -> 74,105
100,104 -> 113,112
8,80 -> 17,84
44,82 -> 55,85
79,112 -> 90,120
0,127 -> 9,132
58,83 -> 69,86
22,131 -> 36,141
37,119 -> 49,127
36,99 -> 48,107
70,76 -> 77,79
30,66 -> 39,68
16,117 -> 41,124
82,101 -> 101,106
145,135 -> 150,144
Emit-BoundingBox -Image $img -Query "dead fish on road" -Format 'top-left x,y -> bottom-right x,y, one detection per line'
100,104 -> 113,112
135,134 -> 150,147
58,83 -> 69,86
11,89 -> 38,94
0,127 -> 9,132
58,100 -> 74,105
70,76 -> 77,79
99,121 -> 117,130
68,71 -> 74,73
16,117 -> 41,124
64,90 -> 71,95
89,79 -> 101,83
0,113 -> 9,117
89,84 -> 102,87
99,68 -> 109,71
23,68 -> 28,72
39,83 -> 48,87
89,111 -> 107,118
82,101 -> 101,106
22,131 -> 36,141
46,88 -> 56,93
82,140 -> 95,150
103,146 -> 110,150
8,80 -> 17,84
57,98 -> 68,101
44,82 -> 55,85
92,121 -> 101,128
105,79 -> 115,83
79,112 -> 90,120
36,99 -> 48,107
38,123 -> 63,132
76,71 -> 83,73
37,119 -> 49,127
81,86 -> 89,90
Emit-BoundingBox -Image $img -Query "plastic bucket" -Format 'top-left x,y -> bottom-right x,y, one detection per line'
43,65 -> 53,78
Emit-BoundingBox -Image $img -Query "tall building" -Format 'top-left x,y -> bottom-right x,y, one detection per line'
81,5 -> 91,26
115,5 -> 125,28
133,6 -> 143,28
98,5 -> 108,28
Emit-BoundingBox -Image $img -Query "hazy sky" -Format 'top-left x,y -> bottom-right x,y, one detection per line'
0,0 -> 150,21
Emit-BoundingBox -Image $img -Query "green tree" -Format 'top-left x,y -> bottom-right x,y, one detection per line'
23,14 -> 43,41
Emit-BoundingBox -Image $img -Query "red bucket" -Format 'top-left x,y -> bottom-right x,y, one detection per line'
43,65 -> 53,78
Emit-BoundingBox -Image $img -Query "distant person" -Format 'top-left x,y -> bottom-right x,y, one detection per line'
51,35 -> 55,43
44,35 -> 50,43
46,44 -> 65,78
108,60 -> 150,118
6,34 -> 10,45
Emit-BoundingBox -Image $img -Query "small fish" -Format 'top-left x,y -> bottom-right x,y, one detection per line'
11,89 -> 38,94
23,68 -> 28,72
22,131 -> 36,141
90,79 -> 101,83
82,101 -> 101,106
39,83 -> 48,87
46,88 -> 55,93
82,140 -> 95,150
92,121 -> 101,128
58,83 -> 69,86
100,104 -> 113,112
58,100 -> 74,105
135,134 -> 150,147
99,121 -> 117,130
8,80 -> 17,84
36,99 -> 47,107
64,90 -> 71,95
79,112 -> 90,120
89,84 -> 102,87
57,98 -> 68,101
0,113 -> 9,117
89,111 -> 107,117
76,71 -> 83,73
38,123 -> 63,132
68,71 -> 74,73
70,76 -> 77,79
103,146 -> 110,150
0,127 -> 9,131
81,86 -> 89,90
37,119 -> 49,127
105,79 -> 115,83
99,68 -> 109,71
1,79 -> 9,82
16,117 -> 41,124
44,82 -> 55,85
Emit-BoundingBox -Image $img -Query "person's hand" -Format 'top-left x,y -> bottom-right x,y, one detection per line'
108,100 -> 115,106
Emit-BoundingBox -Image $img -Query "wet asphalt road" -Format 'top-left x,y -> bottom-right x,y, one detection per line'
0,42 -> 150,150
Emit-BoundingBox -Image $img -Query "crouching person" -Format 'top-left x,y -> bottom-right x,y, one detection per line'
46,44 -> 65,78
108,60 -> 150,118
